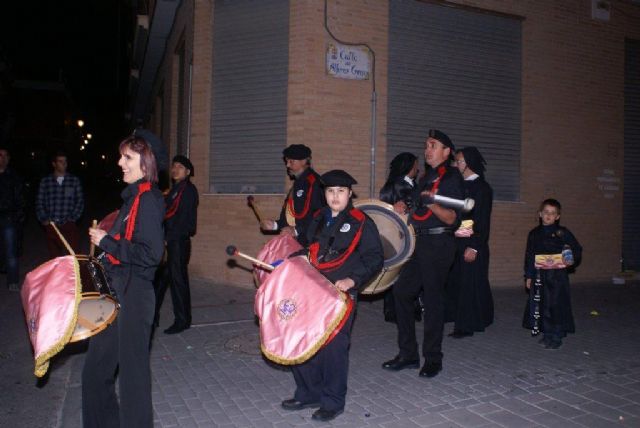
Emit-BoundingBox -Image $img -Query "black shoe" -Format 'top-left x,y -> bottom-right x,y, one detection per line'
164,323 -> 189,335
382,355 -> 420,371
311,408 -> 343,421
544,340 -> 562,350
448,330 -> 473,339
419,361 -> 442,378
384,311 -> 397,323
280,399 -> 320,411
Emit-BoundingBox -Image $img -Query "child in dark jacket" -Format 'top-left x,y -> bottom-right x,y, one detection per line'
523,198 -> 582,349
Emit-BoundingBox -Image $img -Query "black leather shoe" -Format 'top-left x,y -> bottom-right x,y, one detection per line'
281,399 -> 320,411
448,330 -> 473,339
384,311 -> 397,323
382,355 -> 420,371
164,323 -> 189,335
544,340 -> 562,350
419,361 -> 442,378
311,408 -> 343,421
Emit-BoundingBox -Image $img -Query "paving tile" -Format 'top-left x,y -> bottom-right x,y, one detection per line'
440,408 -> 491,427
491,397 -> 544,416
534,399 -> 586,418
540,389 -> 590,406
580,389 -> 633,407
575,400 -> 635,422
483,410 -> 538,427
572,413 -> 627,428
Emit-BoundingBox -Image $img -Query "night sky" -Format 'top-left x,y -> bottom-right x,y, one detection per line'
1,1 -> 133,151
1,1 -> 134,187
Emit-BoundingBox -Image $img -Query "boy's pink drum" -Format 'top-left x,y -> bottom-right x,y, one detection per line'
354,199 -> 415,295
254,255 -> 353,365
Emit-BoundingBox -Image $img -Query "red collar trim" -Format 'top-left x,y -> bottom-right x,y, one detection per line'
412,165 -> 446,221
107,181 -> 152,265
309,208 -> 365,271
287,174 -> 316,219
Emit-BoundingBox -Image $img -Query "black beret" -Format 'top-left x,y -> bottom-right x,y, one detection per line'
172,155 -> 194,176
428,129 -> 455,151
320,170 -> 358,188
133,128 -> 170,171
282,144 -> 312,160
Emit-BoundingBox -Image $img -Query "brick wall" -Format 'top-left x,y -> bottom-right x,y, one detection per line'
149,0 -> 640,289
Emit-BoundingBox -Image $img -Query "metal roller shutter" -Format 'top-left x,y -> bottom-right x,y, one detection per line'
388,0 -> 522,201
623,38 -> 640,270
209,0 -> 289,194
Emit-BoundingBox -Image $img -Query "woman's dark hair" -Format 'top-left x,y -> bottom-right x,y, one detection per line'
379,152 -> 417,204
119,135 -> 158,183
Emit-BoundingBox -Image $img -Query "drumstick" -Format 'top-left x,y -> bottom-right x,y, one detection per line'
89,219 -> 97,257
247,195 -> 265,223
226,245 -> 274,271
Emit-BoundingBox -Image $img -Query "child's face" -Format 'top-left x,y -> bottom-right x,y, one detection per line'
539,205 -> 560,226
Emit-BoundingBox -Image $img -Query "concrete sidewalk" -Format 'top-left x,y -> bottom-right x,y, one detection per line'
44,277 -> 640,427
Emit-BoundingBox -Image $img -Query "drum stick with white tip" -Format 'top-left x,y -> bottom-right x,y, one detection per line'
432,195 -> 475,212
89,219 -> 98,257
247,196 -> 265,224
226,245 -> 274,271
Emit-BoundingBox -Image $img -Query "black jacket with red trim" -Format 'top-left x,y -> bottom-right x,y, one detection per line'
409,162 -> 464,229
100,179 -> 165,283
276,167 -> 325,246
165,179 -> 199,241
304,204 -> 383,295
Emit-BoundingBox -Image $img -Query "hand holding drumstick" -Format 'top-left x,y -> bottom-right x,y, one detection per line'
88,220 -> 107,249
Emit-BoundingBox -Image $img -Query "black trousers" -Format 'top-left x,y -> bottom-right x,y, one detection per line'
82,278 -> 155,428
393,234 -> 455,363
155,239 -> 192,327
291,306 -> 355,412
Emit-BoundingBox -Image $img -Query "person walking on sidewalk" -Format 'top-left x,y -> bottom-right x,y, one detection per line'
84,134 -> 166,428
36,151 -> 84,257
154,155 -> 199,335
0,146 -> 25,291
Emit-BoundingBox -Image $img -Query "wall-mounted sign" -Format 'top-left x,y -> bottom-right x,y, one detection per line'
596,168 -> 620,199
326,42 -> 371,80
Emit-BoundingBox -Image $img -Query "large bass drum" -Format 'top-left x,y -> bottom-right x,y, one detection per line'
354,199 -> 415,295
70,255 -> 119,342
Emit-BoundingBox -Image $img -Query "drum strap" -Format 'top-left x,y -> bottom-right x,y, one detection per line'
164,180 -> 187,220
309,208 -> 365,271
106,182 -> 152,265
286,173 -> 316,219
412,165 -> 446,221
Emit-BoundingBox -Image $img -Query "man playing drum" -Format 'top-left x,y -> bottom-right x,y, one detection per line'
281,170 -> 383,422
260,144 -> 325,246
382,129 -> 464,378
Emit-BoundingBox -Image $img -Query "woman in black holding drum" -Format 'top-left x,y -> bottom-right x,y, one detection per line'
84,134 -> 165,427
379,152 -> 423,323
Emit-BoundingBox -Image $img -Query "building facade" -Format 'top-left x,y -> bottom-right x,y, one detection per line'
129,0 -> 640,288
